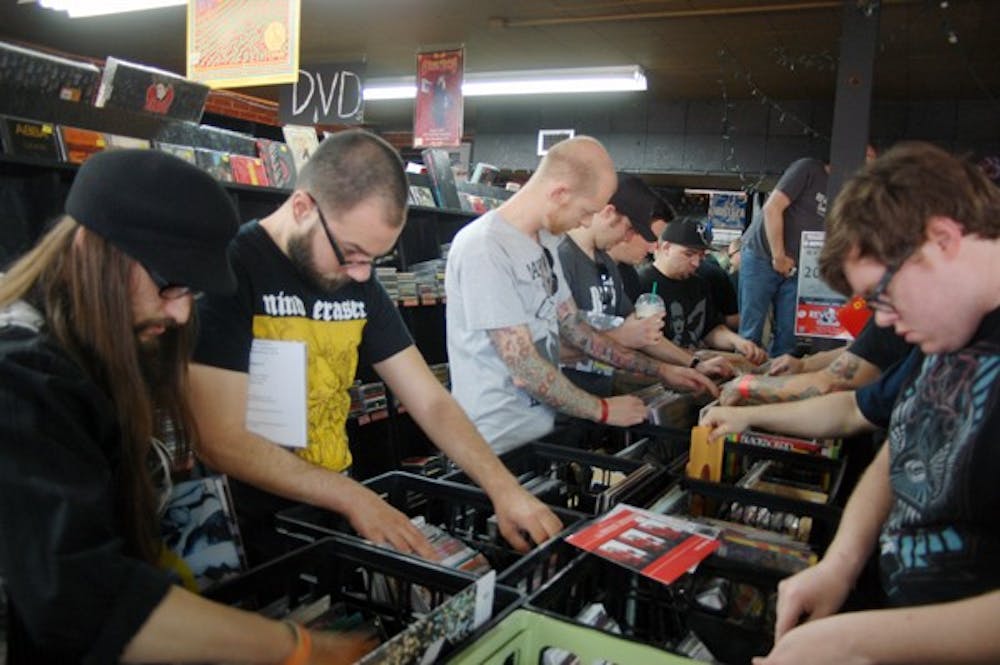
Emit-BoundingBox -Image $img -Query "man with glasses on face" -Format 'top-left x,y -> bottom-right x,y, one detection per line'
639,217 -> 768,366
190,130 -> 563,564
750,142 -> 1000,665
446,137 -> 717,453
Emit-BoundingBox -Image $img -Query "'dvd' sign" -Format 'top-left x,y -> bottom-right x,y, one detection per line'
279,62 -> 366,126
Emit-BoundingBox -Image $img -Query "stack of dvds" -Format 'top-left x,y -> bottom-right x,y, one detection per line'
375,267 -> 399,300
410,516 -> 492,576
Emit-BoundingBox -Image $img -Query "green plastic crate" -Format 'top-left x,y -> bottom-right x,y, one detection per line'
447,609 -> 696,664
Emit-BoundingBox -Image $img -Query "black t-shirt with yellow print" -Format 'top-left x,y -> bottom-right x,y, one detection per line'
194,220 -> 412,472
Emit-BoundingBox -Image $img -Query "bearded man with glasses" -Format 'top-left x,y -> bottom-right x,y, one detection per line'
191,130 -> 563,565
750,142 -> 1000,665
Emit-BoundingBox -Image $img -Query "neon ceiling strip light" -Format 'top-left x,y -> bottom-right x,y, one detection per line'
38,0 -> 186,18
363,65 -> 647,101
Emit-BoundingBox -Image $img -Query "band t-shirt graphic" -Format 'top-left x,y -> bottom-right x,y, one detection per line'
636,265 -> 723,349
194,221 -> 412,472
878,307 -> 1000,606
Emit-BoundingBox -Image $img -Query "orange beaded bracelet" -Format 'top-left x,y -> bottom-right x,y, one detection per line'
280,620 -> 312,665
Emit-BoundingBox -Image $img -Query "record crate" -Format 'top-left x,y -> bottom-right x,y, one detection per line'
206,535 -> 522,663
615,420 -> 693,472
520,548 -> 785,665
679,431 -> 849,553
442,441 -> 669,514
447,608 -> 698,664
275,471 -> 587,577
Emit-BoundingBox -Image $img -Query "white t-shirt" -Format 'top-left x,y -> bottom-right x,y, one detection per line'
445,210 -> 571,452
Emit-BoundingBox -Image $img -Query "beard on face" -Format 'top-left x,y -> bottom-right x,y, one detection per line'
135,323 -> 181,387
288,224 -> 351,293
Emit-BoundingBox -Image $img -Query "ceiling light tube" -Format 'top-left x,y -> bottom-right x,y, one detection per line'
38,0 -> 186,18
363,65 -> 647,101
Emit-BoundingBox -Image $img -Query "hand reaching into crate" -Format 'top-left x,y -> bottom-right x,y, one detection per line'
346,486 -> 438,561
492,484 -> 565,552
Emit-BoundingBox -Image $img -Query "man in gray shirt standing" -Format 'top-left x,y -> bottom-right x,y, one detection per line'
446,137 -> 717,451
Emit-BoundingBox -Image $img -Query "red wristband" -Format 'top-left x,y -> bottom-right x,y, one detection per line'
598,398 -> 609,424
738,374 -> 754,400
280,621 -> 312,665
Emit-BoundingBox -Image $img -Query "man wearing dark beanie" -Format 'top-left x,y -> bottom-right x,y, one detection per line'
0,150 -> 370,664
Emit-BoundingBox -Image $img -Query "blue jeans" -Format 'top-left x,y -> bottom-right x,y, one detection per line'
739,246 -> 798,357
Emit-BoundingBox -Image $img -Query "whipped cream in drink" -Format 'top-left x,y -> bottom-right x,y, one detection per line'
634,292 -> 665,319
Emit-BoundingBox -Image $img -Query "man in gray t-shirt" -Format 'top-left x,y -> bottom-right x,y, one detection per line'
446,137 -> 717,451
739,157 -> 829,357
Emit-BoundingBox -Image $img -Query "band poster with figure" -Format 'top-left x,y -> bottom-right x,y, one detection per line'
795,231 -> 853,339
413,48 -> 464,148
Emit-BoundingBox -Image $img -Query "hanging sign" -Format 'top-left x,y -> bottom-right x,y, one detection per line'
279,62 -> 366,125
413,48 -> 464,148
187,0 -> 301,88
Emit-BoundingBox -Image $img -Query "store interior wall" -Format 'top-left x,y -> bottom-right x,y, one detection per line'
369,94 -> 1000,175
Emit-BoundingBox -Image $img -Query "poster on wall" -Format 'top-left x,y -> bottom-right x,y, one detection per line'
413,48 -> 464,149
279,61 -> 365,125
187,0 -> 301,88
795,231 -> 853,339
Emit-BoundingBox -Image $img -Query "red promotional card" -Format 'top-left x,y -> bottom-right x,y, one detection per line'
566,504 -> 720,585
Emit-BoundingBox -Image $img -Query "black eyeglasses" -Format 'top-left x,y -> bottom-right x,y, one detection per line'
542,247 -> 559,297
864,246 -> 920,314
307,193 -> 373,268
148,268 -> 198,300
865,263 -> 900,313
596,263 -> 614,308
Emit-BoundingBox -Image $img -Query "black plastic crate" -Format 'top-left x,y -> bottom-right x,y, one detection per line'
276,472 -> 587,576
495,535 -> 582,597
615,422 -> 692,472
524,549 -> 784,665
679,438 -> 847,553
206,535 -> 522,662
443,441 -> 670,514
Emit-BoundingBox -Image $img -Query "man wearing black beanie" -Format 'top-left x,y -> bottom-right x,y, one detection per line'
0,150 -> 370,664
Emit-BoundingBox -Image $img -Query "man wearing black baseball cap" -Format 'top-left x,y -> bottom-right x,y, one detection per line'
0,149 -> 370,663
639,216 -> 768,365
558,174 -> 726,396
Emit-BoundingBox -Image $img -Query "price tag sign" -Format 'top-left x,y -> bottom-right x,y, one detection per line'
795,231 -> 852,339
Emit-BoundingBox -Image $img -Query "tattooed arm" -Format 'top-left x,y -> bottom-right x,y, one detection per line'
487,324 -> 647,426
719,351 -> 881,406
555,299 -> 718,396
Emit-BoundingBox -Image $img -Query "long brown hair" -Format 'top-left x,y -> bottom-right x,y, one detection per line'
0,216 -> 198,563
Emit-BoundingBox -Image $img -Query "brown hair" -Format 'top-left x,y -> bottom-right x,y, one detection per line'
820,142 -> 1000,295
297,129 -> 408,226
0,216 -> 197,563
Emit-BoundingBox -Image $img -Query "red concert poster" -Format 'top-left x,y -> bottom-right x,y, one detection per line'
413,48 -> 464,148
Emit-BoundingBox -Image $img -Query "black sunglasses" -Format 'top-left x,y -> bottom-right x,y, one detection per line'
542,247 -> 560,297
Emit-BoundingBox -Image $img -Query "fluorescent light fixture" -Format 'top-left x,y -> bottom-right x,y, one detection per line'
38,0 -> 185,18
363,65 -> 647,101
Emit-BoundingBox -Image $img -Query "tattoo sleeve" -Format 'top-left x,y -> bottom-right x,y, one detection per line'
487,324 -> 598,420
555,300 -> 662,378
740,374 -> 827,405
739,353 -> 872,404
